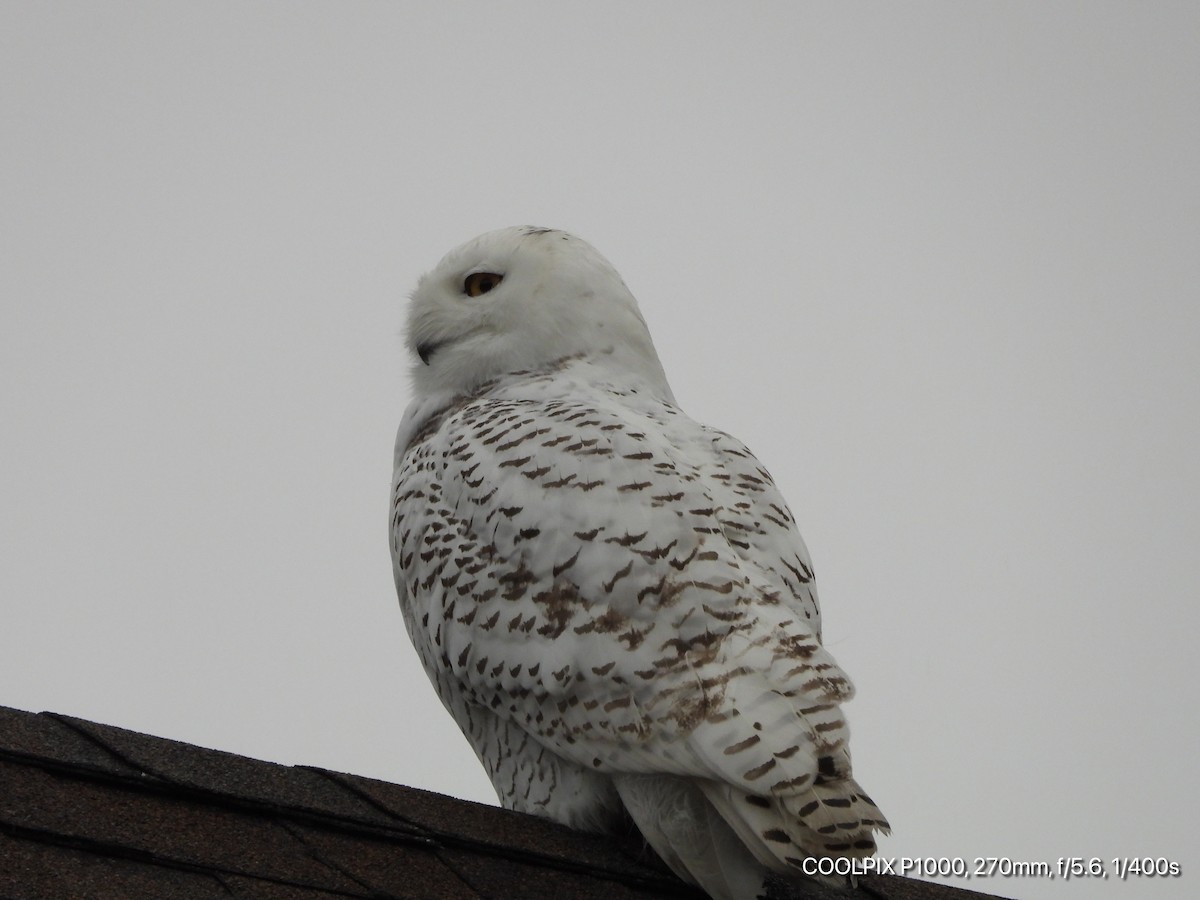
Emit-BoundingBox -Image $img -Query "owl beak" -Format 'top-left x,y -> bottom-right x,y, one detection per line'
416,341 -> 440,365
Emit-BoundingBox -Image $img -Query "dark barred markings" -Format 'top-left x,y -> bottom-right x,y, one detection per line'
724,734 -> 762,755
602,561 -> 634,593
392,361 -> 886,871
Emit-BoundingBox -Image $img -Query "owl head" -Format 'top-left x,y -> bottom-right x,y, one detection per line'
406,227 -> 672,399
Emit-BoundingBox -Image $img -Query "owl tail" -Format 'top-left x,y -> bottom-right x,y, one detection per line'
698,775 -> 889,889
613,773 -> 769,900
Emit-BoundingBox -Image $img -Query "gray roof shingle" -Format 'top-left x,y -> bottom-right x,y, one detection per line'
0,704 -> 1005,900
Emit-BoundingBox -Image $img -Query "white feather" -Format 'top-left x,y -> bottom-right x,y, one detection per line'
391,227 -> 889,900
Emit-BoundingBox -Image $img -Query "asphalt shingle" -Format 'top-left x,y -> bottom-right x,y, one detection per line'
0,704 -> 1005,900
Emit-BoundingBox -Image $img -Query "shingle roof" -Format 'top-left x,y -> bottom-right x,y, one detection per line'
0,704 -> 1004,899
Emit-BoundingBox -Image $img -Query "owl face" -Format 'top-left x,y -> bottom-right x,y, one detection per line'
406,226 -> 671,398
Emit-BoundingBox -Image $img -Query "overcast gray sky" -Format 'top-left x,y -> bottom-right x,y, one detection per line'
2,3 -> 1197,898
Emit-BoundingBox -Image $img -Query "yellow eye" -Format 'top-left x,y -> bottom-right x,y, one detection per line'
464,272 -> 503,297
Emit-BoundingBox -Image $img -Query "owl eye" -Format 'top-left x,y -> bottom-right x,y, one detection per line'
464,272 -> 503,297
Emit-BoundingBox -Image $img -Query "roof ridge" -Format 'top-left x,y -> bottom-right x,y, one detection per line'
0,704 -> 1005,899
0,704 -> 701,898
0,734 -> 440,849
304,766 -> 693,893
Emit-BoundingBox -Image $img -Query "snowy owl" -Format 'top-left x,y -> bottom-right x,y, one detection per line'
390,226 -> 888,899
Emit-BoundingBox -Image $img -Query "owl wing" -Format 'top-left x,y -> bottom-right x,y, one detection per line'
391,377 -> 885,858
